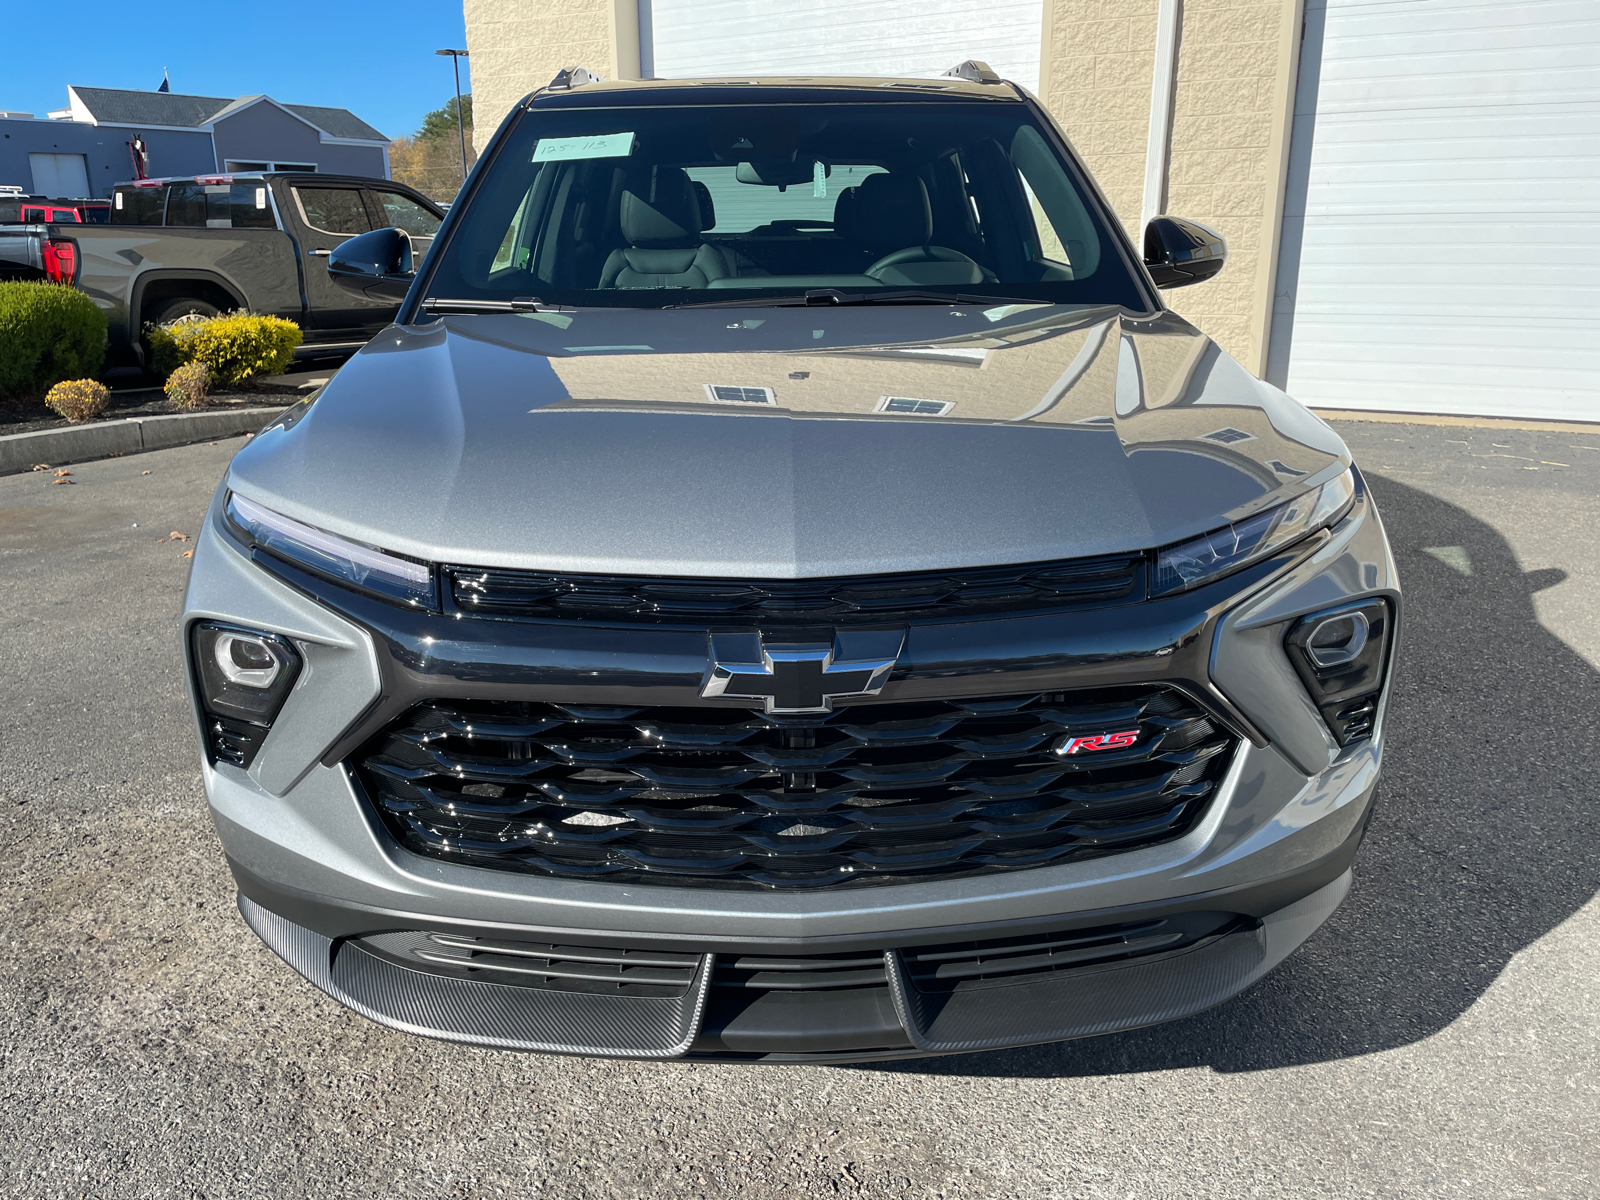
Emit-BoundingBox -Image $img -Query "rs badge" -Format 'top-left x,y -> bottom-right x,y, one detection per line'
1058,729 -> 1140,756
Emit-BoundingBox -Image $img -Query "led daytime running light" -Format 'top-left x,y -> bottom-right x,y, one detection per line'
226,492 -> 434,607
1153,469 -> 1355,596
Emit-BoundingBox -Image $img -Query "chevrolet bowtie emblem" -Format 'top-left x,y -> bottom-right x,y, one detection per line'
701,630 -> 905,714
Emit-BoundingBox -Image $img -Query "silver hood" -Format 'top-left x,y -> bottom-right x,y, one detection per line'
227,304 -> 1349,577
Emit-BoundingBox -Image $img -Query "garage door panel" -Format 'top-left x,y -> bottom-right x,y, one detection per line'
1322,0 -> 1596,38
1289,218 -> 1600,251
646,0 -> 1043,92
1270,0 -> 1600,420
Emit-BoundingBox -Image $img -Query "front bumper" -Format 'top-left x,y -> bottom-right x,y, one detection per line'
184,472 -> 1397,1060
235,858 -> 1357,1061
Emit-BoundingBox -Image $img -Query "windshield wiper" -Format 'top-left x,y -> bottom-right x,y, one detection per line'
669,288 -> 1048,310
421,296 -> 557,313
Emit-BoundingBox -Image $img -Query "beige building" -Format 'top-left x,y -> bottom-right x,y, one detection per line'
463,0 -> 1600,423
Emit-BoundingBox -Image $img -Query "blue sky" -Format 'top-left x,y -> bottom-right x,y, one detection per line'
3,0 -> 472,142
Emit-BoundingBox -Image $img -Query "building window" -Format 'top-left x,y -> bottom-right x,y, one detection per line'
274,163 -> 317,173
1201,427 -> 1255,445
876,396 -> 953,416
224,161 -> 271,173
704,385 -> 776,405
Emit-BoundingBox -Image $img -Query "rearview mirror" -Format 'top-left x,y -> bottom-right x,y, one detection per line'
327,226 -> 415,301
1143,216 -> 1226,289
736,159 -> 829,189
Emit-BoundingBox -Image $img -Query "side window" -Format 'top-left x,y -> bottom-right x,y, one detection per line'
368,190 -> 442,238
112,186 -> 167,225
1010,125 -> 1102,278
293,187 -> 373,236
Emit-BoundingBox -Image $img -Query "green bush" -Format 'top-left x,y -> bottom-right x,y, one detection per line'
45,378 -> 111,423
163,360 -> 212,409
146,312 -> 302,387
0,281 -> 107,401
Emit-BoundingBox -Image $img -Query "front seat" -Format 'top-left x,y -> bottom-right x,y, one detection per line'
599,166 -> 729,288
840,173 -> 990,287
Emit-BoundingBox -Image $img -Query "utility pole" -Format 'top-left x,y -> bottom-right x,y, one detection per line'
435,48 -> 470,194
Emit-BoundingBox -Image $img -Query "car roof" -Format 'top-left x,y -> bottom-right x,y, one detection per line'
527,74 -> 1029,109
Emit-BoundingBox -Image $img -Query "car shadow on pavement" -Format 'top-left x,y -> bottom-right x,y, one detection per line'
868,473 -> 1600,1077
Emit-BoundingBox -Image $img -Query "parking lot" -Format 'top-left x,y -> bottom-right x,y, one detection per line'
1,418 -> 1597,1200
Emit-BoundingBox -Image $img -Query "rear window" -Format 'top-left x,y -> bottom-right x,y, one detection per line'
112,186 -> 167,225
162,183 -> 276,229
423,99 -> 1142,310
683,164 -> 885,233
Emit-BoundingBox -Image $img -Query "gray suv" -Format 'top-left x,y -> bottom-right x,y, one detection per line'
182,64 -> 1398,1061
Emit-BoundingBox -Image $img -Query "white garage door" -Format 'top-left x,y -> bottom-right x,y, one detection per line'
1267,0 -> 1600,422
29,152 -> 90,199
643,0 -> 1043,94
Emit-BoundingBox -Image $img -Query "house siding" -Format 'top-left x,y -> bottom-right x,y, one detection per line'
1,119 -> 214,197
210,103 -> 385,177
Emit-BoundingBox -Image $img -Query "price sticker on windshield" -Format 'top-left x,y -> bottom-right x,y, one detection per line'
533,132 -> 637,162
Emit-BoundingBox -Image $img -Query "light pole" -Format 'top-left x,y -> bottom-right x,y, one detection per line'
434,49 -> 470,193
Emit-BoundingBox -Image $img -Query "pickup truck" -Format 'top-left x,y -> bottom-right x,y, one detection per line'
0,172 -> 443,366
0,196 -> 109,223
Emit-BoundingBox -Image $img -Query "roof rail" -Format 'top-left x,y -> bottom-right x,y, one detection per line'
548,66 -> 604,90
943,60 -> 1003,84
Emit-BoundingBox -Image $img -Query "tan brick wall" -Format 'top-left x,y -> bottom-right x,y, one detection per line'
1040,0 -> 1161,242
1161,0 -> 1287,368
1041,0 -> 1296,373
464,0 -> 619,152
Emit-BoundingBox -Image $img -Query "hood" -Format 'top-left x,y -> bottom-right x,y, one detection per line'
227,304 -> 1349,577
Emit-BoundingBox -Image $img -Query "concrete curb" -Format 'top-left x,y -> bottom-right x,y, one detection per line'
0,406 -> 285,476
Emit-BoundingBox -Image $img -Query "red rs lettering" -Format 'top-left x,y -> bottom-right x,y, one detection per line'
1062,729 -> 1141,755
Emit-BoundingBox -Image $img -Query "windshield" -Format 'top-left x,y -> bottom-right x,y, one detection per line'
421,100 -> 1146,309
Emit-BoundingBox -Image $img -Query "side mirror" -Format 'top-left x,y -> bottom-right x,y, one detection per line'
1143,216 -> 1227,289
327,226 -> 414,301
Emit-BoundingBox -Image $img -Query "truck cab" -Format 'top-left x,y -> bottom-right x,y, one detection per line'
89,172 -> 445,360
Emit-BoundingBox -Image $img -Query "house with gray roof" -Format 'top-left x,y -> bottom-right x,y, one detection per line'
0,86 -> 389,199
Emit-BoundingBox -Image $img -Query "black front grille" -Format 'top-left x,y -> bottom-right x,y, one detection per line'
447,553 -> 1146,625
353,685 -> 1236,891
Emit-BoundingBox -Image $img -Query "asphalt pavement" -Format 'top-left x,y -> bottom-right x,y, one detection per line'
1,420 -> 1597,1199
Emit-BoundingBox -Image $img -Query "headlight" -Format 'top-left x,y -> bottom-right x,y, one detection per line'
191,622 -> 302,767
1284,598 -> 1393,744
225,491 -> 435,608
1152,469 -> 1355,596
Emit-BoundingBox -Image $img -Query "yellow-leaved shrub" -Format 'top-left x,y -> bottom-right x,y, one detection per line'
146,312 -> 302,386
45,378 -> 111,423
163,360 -> 212,409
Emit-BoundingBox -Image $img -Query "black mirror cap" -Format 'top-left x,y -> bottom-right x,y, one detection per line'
327,226 -> 415,301
1143,216 -> 1227,289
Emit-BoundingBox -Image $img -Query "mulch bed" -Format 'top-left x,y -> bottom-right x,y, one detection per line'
0,386 -> 298,438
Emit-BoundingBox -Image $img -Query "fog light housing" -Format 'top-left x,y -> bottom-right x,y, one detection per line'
1284,598 -> 1392,745
191,622 -> 302,767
